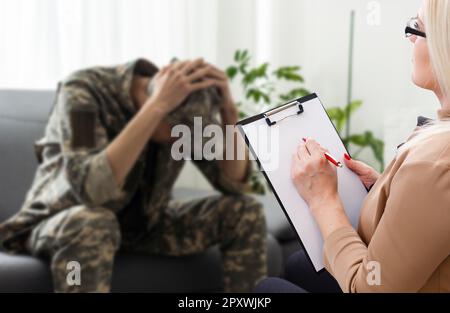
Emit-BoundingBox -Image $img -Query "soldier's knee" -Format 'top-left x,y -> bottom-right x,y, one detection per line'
63,206 -> 121,248
237,195 -> 265,217
227,195 -> 266,229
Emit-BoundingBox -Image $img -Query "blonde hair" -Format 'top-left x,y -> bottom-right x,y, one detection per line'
400,0 -> 450,152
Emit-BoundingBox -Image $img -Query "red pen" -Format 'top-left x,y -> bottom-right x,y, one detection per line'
324,152 -> 343,168
302,138 -> 343,168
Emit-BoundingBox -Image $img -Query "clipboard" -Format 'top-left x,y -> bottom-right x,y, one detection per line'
237,93 -> 368,272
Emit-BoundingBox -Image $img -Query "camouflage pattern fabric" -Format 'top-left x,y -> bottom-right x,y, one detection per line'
0,59 -> 267,292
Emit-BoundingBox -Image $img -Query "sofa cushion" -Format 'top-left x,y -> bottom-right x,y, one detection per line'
112,234 -> 282,292
0,89 -> 55,222
0,234 -> 282,292
0,252 -> 53,292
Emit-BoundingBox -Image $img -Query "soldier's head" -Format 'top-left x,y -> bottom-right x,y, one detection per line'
147,76 -> 223,144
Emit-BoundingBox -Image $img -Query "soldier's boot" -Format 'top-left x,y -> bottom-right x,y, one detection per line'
27,206 -> 121,292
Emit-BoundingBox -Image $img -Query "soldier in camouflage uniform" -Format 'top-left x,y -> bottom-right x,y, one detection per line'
0,58 -> 267,292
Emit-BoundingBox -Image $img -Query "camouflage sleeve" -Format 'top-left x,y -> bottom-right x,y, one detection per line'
193,159 -> 253,195
57,83 -> 124,207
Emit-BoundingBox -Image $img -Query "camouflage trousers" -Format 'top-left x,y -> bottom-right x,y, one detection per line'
25,194 -> 267,293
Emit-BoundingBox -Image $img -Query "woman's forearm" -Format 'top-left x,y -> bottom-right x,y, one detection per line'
106,101 -> 165,187
310,195 -> 353,240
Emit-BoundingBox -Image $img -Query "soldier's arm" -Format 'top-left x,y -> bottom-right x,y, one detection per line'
106,59 -> 219,187
105,99 -> 165,188
58,83 -> 123,207
192,110 -> 253,195
194,63 -> 251,183
192,64 -> 253,194
59,85 -> 166,207
61,60 -> 219,207
216,74 -> 251,185
219,116 -> 251,183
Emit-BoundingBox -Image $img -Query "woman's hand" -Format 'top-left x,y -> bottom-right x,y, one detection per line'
291,138 -> 339,211
291,138 -> 352,239
343,154 -> 380,189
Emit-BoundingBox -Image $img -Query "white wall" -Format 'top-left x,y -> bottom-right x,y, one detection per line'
0,0 -> 438,189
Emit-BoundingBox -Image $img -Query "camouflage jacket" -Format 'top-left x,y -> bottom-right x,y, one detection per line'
0,59 -> 251,253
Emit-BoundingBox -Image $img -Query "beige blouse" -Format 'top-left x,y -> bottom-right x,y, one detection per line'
323,109 -> 450,293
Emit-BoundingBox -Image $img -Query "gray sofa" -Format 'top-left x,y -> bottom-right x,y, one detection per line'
0,89 -> 301,292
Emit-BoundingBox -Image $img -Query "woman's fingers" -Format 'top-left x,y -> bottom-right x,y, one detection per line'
305,138 -> 327,159
297,142 -> 310,161
344,157 -> 368,175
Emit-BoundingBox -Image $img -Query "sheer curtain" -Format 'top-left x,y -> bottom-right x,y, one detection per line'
0,0 -> 222,88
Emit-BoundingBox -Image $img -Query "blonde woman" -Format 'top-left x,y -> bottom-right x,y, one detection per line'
255,0 -> 449,293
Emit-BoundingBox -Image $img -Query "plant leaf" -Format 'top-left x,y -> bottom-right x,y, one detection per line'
243,63 -> 269,86
279,88 -> 310,102
273,66 -> 304,82
246,88 -> 270,104
347,134 -> 368,146
347,131 -> 385,170
226,66 -> 238,80
238,110 -> 247,119
241,50 -> 249,61
326,107 -> 346,133
345,100 -> 363,116
239,63 -> 248,75
234,50 -> 242,62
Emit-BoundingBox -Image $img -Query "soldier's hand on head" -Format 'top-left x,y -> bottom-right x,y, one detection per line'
185,62 -> 237,124
145,58 -> 220,116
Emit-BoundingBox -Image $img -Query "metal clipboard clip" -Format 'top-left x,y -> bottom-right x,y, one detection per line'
264,101 -> 304,127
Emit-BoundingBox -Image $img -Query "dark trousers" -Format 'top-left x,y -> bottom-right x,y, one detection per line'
254,250 -> 342,293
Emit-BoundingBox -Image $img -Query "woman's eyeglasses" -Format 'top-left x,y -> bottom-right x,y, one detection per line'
405,17 -> 426,38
